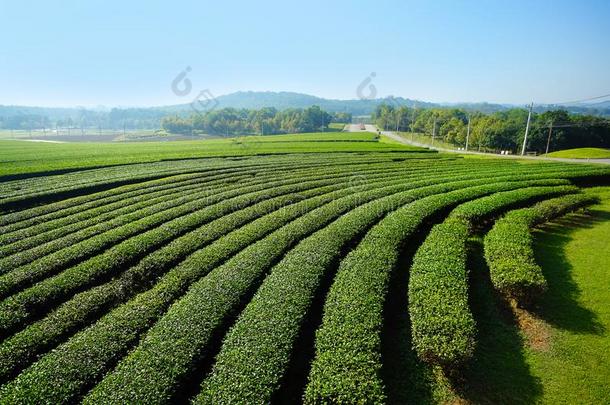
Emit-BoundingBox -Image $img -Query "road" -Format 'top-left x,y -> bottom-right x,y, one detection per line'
346,124 -> 610,165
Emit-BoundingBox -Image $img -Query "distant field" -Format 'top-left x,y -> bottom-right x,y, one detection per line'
546,148 -> 610,159
0,132 -> 423,178
328,123 -> 347,131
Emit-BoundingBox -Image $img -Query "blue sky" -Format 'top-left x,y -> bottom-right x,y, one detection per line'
1,0 -> 609,107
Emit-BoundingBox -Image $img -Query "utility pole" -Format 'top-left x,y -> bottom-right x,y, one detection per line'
545,122 -> 553,155
465,115 -> 471,151
411,108 -> 416,142
396,113 -> 400,132
431,117 -> 437,146
521,102 -> 533,155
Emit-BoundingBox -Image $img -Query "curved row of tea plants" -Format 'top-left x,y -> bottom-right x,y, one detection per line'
0,151 -> 608,404
302,179 -> 574,403
484,193 -> 598,304
0,168 -> 438,381
409,184 -> 578,369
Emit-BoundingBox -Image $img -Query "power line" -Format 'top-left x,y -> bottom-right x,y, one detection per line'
550,93 -> 610,105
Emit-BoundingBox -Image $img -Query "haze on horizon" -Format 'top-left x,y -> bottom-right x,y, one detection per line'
1,0 -> 609,108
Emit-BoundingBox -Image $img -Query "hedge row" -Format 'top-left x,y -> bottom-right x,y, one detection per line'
0,176 -> 243,260
409,184 -> 578,368
0,152 -> 324,204
302,179 -> 574,403
484,193 -> 598,304
0,157 -> 264,211
0,158 -> 460,283
0,169 -> 248,247
0,171 -> 446,404
86,170 -> 591,404
408,218 -> 474,367
0,170 -> 407,335
0,155 -> 406,229
84,171 -> 502,404
0,169 -> 426,381
0,161 -> 409,267
0,172 -> 276,287
0,171 -> 211,230
193,177 -> 572,403
0,152 -> 419,210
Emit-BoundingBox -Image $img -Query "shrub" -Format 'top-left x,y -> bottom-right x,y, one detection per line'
303,179 -> 574,403
484,193 -> 599,304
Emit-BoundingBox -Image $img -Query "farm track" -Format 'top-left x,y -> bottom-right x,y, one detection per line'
0,151 -> 609,404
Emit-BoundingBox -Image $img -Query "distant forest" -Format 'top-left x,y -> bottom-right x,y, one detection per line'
2,91 -> 609,133
373,104 -> 610,154
161,107 -> 351,135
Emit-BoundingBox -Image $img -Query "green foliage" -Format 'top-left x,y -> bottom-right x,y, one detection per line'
409,218 -> 474,366
304,178 -> 576,403
409,183 -> 579,369
484,193 -> 599,303
0,145 -> 609,405
372,102 -> 610,153
4,172 -> 436,403
162,105 -> 334,135
0,166 -> 429,382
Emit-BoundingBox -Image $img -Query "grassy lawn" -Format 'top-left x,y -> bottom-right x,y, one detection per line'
396,131 -> 459,150
546,148 -> 610,159
328,123 -> 347,131
526,186 -> 610,403
0,132 -> 426,177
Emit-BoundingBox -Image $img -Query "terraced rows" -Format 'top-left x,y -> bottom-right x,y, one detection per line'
0,151 -> 608,404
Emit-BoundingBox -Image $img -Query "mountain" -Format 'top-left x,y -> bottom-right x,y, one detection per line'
160,91 -> 437,116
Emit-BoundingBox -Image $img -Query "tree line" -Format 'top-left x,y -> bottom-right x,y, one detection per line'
161,106 -> 351,136
373,104 -> 610,153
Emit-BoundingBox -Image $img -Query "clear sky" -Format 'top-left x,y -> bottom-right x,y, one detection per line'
1,0 -> 609,107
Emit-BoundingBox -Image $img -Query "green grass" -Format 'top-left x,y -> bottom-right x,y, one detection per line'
396,131 -> 462,151
546,148 -> 610,159
0,132 -> 422,177
525,186 -> 610,403
328,123 -> 347,131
